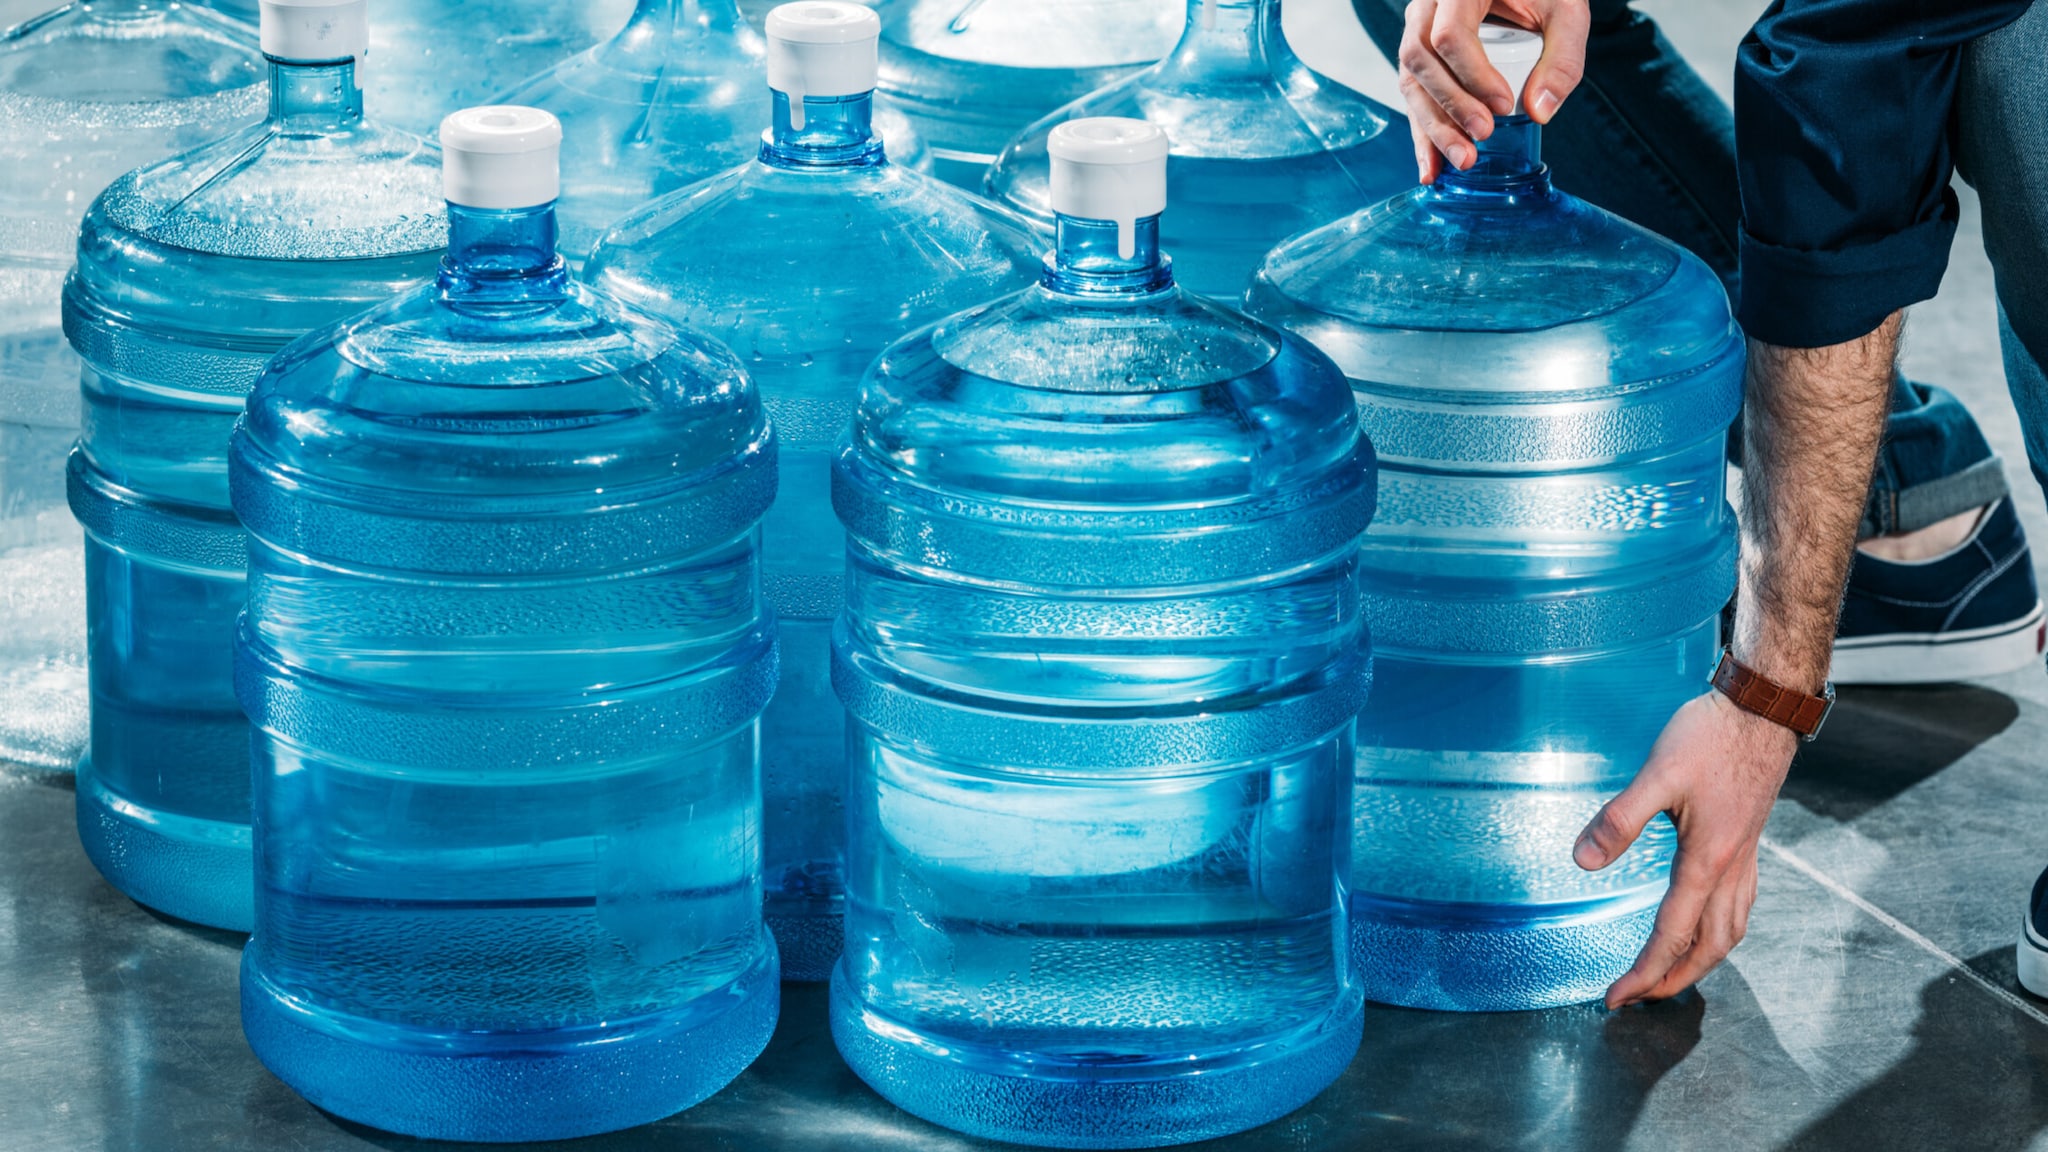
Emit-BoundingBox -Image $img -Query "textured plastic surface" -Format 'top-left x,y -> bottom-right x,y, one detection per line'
871,0 -> 1181,184
989,0 -> 1409,299
0,1 -> 264,772
828,206 -> 1371,1146
231,197 -> 780,1141
61,53 -> 444,932
587,85 -> 1037,983
1245,116 -> 1742,1012
494,0 -> 927,269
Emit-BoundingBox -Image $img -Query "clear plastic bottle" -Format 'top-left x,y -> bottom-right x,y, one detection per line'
1244,27 -> 1740,1012
200,0 -> 259,21
235,106 -> 779,1143
63,0 -> 445,931
493,0 -> 928,268
0,1 -> 263,769
830,118 -> 1371,1148
986,0 -> 1410,299
586,1 -> 1039,983
872,0 -> 1181,185
365,0 -> 634,134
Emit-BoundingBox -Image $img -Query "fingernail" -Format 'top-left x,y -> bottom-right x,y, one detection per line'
1531,89 -> 1560,120
1462,114 -> 1489,138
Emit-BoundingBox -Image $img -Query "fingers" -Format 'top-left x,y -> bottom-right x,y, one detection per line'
1523,0 -> 1590,122
1574,773 -> 1666,872
1642,854 -> 1756,1000
1397,0 -> 1487,173
1604,841 -> 1717,1009
1428,0 -> 1516,117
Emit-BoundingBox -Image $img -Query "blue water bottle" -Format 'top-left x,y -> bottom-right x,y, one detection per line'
987,0 -> 1412,298
63,0 -> 445,930
830,117 -> 1372,1148
234,105 -> 780,1142
494,0 -> 928,267
366,0 -> 633,134
0,0 -> 263,771
1245,26 -> 1741,1011
586,0 -> 1039,983
871,0 -> 1181,186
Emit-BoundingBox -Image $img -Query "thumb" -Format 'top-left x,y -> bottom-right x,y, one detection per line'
1575,773 -> 1667,872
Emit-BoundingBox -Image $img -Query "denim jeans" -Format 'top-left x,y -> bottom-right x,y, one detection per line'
1352,0 -> 2010,538
1959,0 -> 2048,513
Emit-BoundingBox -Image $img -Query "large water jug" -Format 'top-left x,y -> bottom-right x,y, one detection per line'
494,0 -> 927,268
63,0 -> 445,931
1245,27 -> 1741,1012
0,1 -> 263,770
235,106 -> 779,1142
586,1 -> 1037,983
830,118 -> 1372,1148
986,0 -> 1409,300
872,0 -> 1180,186
366,0 -> 633,134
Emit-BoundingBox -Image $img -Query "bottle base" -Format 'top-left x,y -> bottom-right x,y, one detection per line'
829,967 -> 1362,1149
766,909 -> 842,983
1351,891 -> 1663,1012
241,946 -> 780,1143
75,756 -> 253,932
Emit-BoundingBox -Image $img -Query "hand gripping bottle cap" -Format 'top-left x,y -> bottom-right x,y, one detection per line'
1479,24 -> 1543,115
440,106 -> 564,210
1048,117 -> 1170,261
765,2 -> 880,131
260,0 -> 369,63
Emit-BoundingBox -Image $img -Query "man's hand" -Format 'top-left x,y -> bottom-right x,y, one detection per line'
1573,319 -> 1902,1008
1396,0 -> 1590,182
1573,692 -> 1797,1008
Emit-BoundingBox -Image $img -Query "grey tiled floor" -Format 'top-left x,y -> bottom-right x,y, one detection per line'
4,1 -> 2045,1150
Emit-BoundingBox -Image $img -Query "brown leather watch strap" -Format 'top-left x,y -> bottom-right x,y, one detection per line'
1711,651 -> 1835,741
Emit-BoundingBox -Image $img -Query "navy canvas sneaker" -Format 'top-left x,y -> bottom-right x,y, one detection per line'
2020,865 -> 2048,998
1832,498 -> 2045,683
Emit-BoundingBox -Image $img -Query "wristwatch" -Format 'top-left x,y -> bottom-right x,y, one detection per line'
1709,650 -> 1835,742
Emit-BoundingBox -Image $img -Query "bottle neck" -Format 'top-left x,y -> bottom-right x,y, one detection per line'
760,91 -> 885,169
1437,116 -> 1550,195
614,0 -> 746,49
266,58 -> 365,133
1043,215 -> 1174,296
438,204 -> 571,302
1167,0 -> 1293,73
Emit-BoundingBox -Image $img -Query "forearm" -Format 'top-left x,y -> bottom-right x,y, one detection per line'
1733,313 -> 1901,691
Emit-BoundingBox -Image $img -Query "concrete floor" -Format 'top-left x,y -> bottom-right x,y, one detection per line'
5,0 -> 2046,1149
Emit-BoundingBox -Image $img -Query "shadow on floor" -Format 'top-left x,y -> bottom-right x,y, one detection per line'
1784,949 -> 2048,1151
1250,992 -> 1707,1151
1784,683 -> 2019,821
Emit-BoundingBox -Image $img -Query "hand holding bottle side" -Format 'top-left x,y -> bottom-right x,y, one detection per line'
1394,0 -> 1590,180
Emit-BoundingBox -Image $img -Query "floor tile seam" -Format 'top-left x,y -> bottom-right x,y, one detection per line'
1758,834 -> 2048,1027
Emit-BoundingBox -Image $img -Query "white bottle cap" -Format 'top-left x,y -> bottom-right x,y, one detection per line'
765,2 -> 879,131
259,0 -> 368,63
1048,117 -> 1169,260
1479,24 -> 1543,115
440,106 -> 563,210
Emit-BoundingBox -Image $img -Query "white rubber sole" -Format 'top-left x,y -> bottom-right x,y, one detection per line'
2018,914 -> 2048,999
1830,600 -> 2046,685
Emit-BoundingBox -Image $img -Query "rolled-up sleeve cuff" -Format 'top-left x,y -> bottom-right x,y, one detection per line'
1736,212 -> 1958,349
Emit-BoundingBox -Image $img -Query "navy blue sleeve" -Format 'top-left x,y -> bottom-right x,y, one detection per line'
1734,0 -> 2031,348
